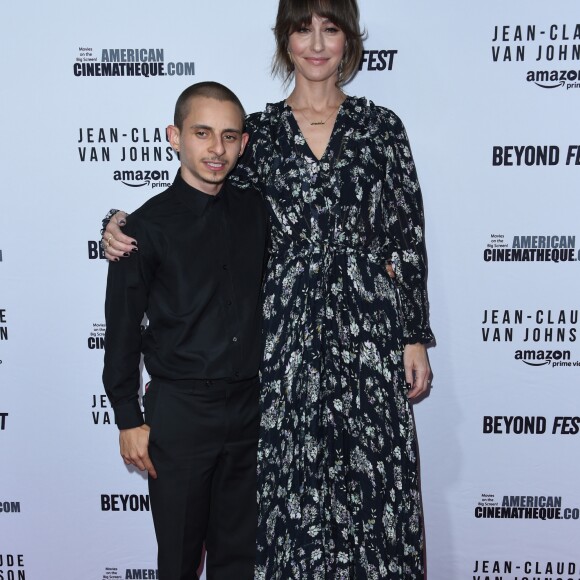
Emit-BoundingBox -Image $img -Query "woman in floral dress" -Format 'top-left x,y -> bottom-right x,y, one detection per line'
103,1 -> 433,577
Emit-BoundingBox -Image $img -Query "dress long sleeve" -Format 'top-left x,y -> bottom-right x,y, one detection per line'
383,113 -> 434,344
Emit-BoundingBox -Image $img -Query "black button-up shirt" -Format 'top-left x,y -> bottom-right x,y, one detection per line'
103,170 -> 268,429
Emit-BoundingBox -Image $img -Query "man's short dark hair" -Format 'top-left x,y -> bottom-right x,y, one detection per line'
174,81 -> 246,130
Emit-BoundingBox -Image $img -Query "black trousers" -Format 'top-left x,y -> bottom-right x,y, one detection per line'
144,376 -> 259,580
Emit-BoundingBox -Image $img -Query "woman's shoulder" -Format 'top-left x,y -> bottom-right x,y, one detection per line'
245,100 -> 287,130
243,102 -> 291,154
345,95 -> 405,130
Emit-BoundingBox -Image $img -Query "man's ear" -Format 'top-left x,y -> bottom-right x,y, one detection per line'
166,125 -> 181,153
238,132 -> 250,157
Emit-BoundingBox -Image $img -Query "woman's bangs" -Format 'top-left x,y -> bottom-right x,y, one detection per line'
287,0 -> 348,33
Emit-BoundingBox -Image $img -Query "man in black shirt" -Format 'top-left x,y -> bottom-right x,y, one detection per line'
103,82 -> 267,580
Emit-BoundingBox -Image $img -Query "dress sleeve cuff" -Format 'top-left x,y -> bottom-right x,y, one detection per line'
403,330 -> 435,345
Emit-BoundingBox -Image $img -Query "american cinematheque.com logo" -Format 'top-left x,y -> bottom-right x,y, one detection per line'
491,23 -> 580,90
483,234 -> 579,263
475,493 -> 580,521
74,47 -> 194,78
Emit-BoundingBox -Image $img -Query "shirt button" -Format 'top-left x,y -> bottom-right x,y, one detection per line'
234,371 -> 240,378
232,336 -> 238,342
222,264 -> 228,270
226,299 -> 232,306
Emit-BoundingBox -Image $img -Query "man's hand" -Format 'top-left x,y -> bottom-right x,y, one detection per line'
403,343 -> 431,400
119,424 -> 157,479
102,211 -> 137,261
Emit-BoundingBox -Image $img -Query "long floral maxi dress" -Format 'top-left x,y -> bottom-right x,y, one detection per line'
232,96 -> 434,579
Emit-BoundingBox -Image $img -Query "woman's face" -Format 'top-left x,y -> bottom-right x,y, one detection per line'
287,14 -> 346,84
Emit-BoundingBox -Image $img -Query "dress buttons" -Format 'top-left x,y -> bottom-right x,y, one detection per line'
232,336 -> 238,342
226,299 -> 232,306
234,371 -> 240,378
222,264 -> 228,270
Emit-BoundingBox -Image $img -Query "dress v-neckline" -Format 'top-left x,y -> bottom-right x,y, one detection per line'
284,98 -> 348,162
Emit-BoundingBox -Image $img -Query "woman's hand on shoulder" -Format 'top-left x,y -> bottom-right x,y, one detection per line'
101,211 -> 136,261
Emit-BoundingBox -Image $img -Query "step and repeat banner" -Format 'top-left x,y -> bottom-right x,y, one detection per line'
1,0 -> 579,578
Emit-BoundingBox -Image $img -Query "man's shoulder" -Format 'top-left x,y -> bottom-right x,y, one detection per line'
130,185 -> 178,222
133,186 -> 174,216
123,186 -> 179,238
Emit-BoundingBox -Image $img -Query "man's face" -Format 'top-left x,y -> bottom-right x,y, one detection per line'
167,96 -> 248,195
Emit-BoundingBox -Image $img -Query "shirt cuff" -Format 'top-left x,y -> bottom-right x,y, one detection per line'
113,400 -> 144,430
